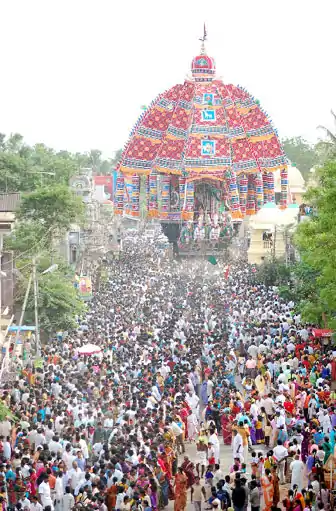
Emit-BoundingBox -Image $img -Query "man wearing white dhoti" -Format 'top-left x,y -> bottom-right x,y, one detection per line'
290,455 -> 304,490
186,390 -> 200,417
232,429 -> 243,462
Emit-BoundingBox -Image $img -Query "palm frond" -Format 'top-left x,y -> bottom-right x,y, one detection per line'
331,109 -> 336,125
317,125 -> 336,144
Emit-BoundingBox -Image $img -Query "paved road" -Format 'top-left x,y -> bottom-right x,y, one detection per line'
167,437 -> 249,510
166,436 -> 292,510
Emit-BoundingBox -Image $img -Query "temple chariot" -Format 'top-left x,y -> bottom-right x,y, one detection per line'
114,30 -> 288,255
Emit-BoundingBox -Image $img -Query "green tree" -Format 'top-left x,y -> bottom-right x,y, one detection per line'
5,221 -> 51,257
5,133 -> 25,153
5,185 -> 85,287
5,185 -> 86,336
254,257 -> 291,287
278,261 -> 320,314
73,148 -> 121,176
0,401 -> 16,421
295,159 -> 336,328
282,136 -> 318,181
112,148 -> 122,167
34,270 -> 86,334
17,184 -> 85,233
15,259 -> 86,335
0,134 -> 80,192
0,151 -> 27,192
0,132 -> 120,191
317,110 -> 336,162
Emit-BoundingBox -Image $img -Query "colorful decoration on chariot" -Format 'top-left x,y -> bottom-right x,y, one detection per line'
280,167 -> 288,209
178,210 -> 233,251
239,174 -> 248,217
267,172 -> 275,203
148,170 -> 158,217
246,175 -> 256,216
115,174 -> 125,215
254,172 -> 263,212
262,173 -> 268,204
115,28 -> 288,221
131,174 -> 140,217
161,175 -> 171,217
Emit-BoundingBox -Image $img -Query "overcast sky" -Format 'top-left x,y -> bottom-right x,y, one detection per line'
0,0 -> 335,156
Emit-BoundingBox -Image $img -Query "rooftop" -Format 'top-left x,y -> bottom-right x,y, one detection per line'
0,193 -> 20,212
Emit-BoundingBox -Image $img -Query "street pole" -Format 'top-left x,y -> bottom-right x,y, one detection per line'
15,274 -> 32,345
0,314 -> 14,383
0,234 -> 3,340
32,258 -> 41,357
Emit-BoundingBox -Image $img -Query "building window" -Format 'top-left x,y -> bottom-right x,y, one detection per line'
262,231 -> 273,249
70,246 -> 77,264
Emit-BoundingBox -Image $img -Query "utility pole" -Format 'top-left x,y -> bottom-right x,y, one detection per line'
32,258 -> 41,357
0,234 -> 2,340
15,274 -> 32,345
272,225 -> 277,261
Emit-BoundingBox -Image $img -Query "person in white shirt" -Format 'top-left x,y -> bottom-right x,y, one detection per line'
151,385 -> 161,402
275,411 -> 286,430
35,429 -> 46,447
51,381 -> 62,398
208,429 -> 220,464
111,466 -> 123,482
277,370 -> 288,385
159,362 -> 170,379
207,379 -> 214,401
247,344 -> 258,359
126,449 -> 139,466
62,444 -> 75,471
79,435 -> 89,460
68,461 -> 84,492
261,395 -> 275,416
54,416 -> 64,435
3,436 -> 11,460
22,391 -> 30,404
38,475 -> 54,510
232,429 -> 243,462
29,495 -> 43,511
287,341 -> 295,353
44,426 -> 54,443
61,487 -> 75,511
213,464 -> 225,487
320,411 -> 332,434
250,401 -> 259,420
273,440 -> 288,484
170,420 -> 185,454
19,496 -> 31,509
54,472 -> 64,509
49,436 -> 63,455
185,390 -> 200,417
299,328 -> 309,340
275,393 -> 286,406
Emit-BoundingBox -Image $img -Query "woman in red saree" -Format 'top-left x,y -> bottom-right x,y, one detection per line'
221,411 -> 233,445
174,468 -> 188,511
179,402 -> 190,440
106,483 -> 118,511
181,456 -> 195,488
261,470 -> 274,511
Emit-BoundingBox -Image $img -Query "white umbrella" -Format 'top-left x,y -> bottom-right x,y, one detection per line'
77,343 -> 102,356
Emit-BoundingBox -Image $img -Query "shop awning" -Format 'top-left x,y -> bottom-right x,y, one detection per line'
312,328 -> 333,338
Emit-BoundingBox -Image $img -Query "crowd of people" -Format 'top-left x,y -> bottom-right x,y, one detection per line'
0,229 -> 335,511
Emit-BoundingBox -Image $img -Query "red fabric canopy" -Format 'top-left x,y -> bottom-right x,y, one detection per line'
312,328 -> 333,338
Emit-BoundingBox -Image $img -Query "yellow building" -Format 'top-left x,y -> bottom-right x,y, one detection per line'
0,193 -> 20,335
274,164 -> 306,205
247,203 -> 300,265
